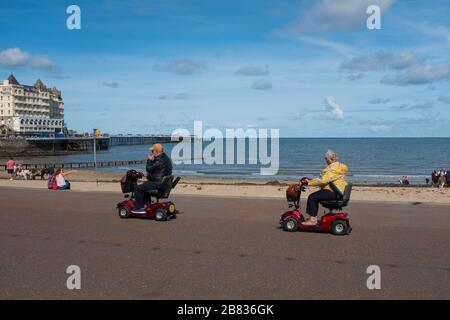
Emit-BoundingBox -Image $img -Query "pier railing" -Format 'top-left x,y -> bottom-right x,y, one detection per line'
2,160 -> 147,170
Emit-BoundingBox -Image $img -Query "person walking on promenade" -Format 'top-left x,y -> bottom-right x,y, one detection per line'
6,157 -> 15,181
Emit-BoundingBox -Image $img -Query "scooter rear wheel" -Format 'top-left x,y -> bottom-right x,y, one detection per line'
331,220 -> 349,235
283,218 -> 299,232
154,208 -> 168,221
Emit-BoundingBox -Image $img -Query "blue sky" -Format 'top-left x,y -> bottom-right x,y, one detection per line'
1,0 -> 450,137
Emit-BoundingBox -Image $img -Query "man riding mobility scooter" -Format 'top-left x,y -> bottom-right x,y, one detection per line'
116,169 -> 181,221
280,179 -> 352,235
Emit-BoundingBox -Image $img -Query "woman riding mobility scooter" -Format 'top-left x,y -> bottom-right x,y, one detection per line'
280,179 -> 352,235
116,169 -> 181,221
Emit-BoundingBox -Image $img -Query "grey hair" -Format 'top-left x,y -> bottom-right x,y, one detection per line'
325,149 -> 338,163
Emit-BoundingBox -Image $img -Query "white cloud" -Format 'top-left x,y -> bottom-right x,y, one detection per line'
341,51 -> 419,71
298,36 -> 357,59
438,96 -> 450,105
0,48 -> 59,74
369,98 -> 391,104
235,65 -> 269,76
381,62 -> 450,85
158,93 -> 188,100
251,79 -> 272,91
102,82 -> 119,89
369,124 -> 391,132
324,96 -> 344,120
153,59 -> 207,75
284,0 -> 395,34
409,101 -> 434,110
348,73 -> 364,81
406,22 -> 450,45
342,50 -> 450,86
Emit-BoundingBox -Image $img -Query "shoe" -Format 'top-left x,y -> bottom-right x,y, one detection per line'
131,208 -> 146,214
302,217 -> 318,226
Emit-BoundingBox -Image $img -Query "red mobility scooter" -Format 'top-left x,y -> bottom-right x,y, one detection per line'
280,180 -> 352,235
116,170 -> 181,221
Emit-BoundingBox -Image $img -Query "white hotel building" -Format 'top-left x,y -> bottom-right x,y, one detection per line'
0,74 -> 64,135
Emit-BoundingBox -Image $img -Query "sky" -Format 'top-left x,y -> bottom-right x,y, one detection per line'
0,0 -> 450,137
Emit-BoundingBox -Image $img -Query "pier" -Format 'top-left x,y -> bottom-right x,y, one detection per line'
109,134 -> 177,146
2,159 -> 147,170
1,134 -> 183,157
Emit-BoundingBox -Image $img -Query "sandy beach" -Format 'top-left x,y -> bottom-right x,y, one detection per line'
1,169 -> 449,204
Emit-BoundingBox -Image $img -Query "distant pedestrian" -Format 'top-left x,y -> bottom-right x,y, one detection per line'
425,178 -> 430,185
446,170 -> 450,188
6,157 -> 15,180
438,168 -> 447,189
431,171 -> 438,188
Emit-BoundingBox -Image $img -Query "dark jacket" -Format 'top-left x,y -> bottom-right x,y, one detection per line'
146,152 -> 172,184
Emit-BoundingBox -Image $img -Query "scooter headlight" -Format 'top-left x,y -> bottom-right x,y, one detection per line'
168,204 -> 175,213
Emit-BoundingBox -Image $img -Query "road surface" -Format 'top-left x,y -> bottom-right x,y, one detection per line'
0,187 -> 449,299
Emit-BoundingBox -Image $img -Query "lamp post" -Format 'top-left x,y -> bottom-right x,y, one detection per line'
93,128 -> 100,168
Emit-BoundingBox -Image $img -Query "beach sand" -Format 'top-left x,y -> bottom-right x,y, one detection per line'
0,169 -> 449,204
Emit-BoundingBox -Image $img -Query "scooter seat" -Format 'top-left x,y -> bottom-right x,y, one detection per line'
320,183 -> 352,210
144,189 -> 159,196
321,200 -> 345,209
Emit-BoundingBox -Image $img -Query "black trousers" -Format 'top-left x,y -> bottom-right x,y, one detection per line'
306,189 -> 337,217
133,180 -> 160,210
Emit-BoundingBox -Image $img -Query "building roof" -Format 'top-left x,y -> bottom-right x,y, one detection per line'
34,79 -> 45,90
7,74 -> 19,85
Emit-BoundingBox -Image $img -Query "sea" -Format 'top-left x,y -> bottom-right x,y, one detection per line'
3,138 -> 450,185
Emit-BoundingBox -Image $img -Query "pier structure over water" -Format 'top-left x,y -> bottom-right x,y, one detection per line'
0,134 -> 183,157
109,134 -> 176,146
2,159 -> 148,170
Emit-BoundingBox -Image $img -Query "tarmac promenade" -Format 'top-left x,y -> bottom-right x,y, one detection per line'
0,187 -> 449,299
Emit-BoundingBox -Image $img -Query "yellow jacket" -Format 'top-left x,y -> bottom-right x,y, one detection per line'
309,161 -> 348,193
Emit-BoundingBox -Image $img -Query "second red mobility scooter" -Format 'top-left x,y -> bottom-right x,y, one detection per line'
116,170 -> 181,221
280,180 -> 353,235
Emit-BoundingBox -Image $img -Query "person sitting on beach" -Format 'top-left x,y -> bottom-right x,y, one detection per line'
6,157 -> 15,181
403,176 -> 410,185
132,143 -> 172,214
54,168 -> 77,190
301,150 -> 348,226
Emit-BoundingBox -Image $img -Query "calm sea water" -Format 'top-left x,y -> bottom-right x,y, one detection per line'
5,138 -> 450,184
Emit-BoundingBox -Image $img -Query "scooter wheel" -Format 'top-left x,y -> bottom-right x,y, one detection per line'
283,218 -> 299,232
331,220 -> 349,235
118,207 -> 130,219
154,208 -> 168,221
